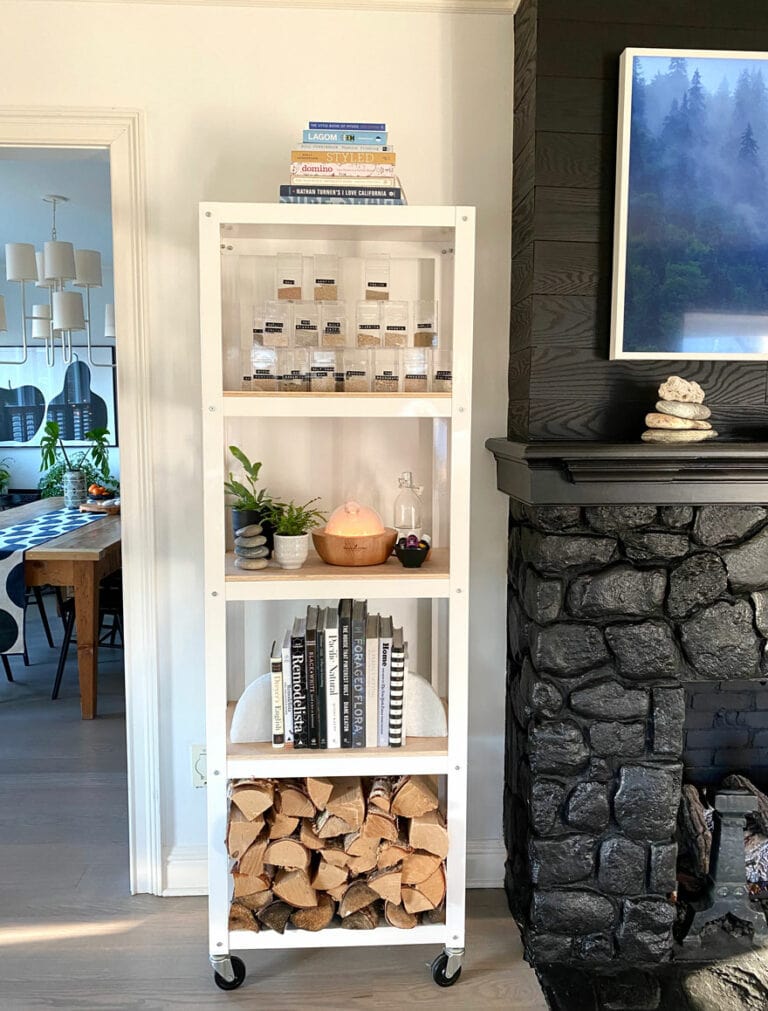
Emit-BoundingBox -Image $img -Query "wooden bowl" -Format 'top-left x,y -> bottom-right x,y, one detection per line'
312,527 -> 398,567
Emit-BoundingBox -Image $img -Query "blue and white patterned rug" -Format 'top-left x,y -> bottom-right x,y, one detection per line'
0,508 -> 107,655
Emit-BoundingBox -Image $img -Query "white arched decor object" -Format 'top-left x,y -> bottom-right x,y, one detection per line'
0,107 -> 160,894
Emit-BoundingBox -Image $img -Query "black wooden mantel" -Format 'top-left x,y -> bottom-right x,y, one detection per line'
486,438 -> 768,506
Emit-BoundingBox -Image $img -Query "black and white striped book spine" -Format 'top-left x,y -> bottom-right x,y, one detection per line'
388,626 -> 406,747
270,641 -> 284,748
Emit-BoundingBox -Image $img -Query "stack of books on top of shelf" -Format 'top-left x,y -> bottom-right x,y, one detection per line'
280,121 -> 407,206
273,600 -> 407,750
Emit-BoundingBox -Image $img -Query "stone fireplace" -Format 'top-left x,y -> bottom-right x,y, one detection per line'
487,439 -> 768,1010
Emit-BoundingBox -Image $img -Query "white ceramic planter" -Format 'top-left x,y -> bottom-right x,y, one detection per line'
273,532 -> 310,569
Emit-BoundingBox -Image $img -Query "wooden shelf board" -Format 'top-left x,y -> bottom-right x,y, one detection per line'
226,702 -> 449,776
224,548 -> 450,600
221,391 -> 452,419
229,922 -> 448,950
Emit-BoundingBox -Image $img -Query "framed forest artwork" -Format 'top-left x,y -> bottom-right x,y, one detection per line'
611,49 -> 768,360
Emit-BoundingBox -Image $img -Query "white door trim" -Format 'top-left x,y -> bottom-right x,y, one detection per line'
0,106 -> 162,894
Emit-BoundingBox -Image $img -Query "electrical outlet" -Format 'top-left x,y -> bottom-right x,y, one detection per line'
190,744 -> 207,788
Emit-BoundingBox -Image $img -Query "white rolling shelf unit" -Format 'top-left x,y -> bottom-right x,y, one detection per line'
199,203 -> 475,990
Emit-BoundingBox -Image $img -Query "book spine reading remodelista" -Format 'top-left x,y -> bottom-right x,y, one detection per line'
324,607 -> 341,749
338,598 -> 353,748
305,604 -> 319,749
315,607 -> 328,750
281,629 -> 293,745
389,626 -> 406,747
291,617 -> 308,749
377,615 -> 393,748
270,640 -> 284,748
350,600 -> 367,748
302,129 -> 388,145
365,614 -> 379,748
308,121 -> 386,131
280,184 -> 402,200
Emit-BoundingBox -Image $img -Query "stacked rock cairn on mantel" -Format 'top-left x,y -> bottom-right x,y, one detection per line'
641,375 -> 718,443
234,523 -> 269,570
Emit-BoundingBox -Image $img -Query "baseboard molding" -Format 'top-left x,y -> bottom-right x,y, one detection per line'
466,838 -> 506,888
164,838 -> 506,895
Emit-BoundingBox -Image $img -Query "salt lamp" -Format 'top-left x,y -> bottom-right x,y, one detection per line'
313,499 -> 397,566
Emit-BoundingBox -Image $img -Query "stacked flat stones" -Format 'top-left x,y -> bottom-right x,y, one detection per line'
641,375 -> 717,443
234,523 -> 269,570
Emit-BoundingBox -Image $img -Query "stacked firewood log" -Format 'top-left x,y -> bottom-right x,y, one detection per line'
227,775 -> 448,932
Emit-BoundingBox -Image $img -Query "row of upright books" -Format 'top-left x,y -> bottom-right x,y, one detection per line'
280,120 -> 406,206
271,600 -> 407,750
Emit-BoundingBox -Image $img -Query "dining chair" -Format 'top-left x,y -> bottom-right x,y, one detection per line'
51,570 -> 123,700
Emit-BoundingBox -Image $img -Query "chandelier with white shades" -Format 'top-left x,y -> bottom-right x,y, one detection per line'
0,194 -> 115,369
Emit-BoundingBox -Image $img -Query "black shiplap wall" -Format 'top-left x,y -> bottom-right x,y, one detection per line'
510,0 -> 768,442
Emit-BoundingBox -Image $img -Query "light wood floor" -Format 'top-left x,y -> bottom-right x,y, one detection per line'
0,600 -> 546,1010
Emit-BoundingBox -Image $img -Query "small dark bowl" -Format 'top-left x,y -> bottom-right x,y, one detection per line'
88,490 -> 115,502
394,544 -> 430,568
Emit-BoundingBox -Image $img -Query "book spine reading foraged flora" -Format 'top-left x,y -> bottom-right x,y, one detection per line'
291,617 -> 308,749
338,599 -> 353,748
389,626 -> 406,747
280,185 -> 402,200
270,640 -> 284,748
378,615 -> 393,748
305,604 -> 319,749
290,162 -> 396,179
292,149 -> 396,165
308,121 -> 386,131
324,607 -> 341,749
281,629 -> 293,745
315,608 -> 328,750
365,614 -> 379,748
350,600 -> 367,748
302,129 -> 388,145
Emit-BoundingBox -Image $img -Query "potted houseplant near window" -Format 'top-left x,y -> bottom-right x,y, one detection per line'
0,457 -> 12,510
270,497 -> 327,570
39,421 -> 113,508
224,445 -> 283,555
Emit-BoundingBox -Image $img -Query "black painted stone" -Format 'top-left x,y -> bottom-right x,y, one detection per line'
667,552 -> 728,620
575,932 -> 614,962
613,765 -> 682,841
585,505 -> 658,534
605,622 -> 684,681
590,721 -> 646,758
681,599 -> 760,680
589,758 -> 614,783
526,505 -> 583,532
527,932 -> 573,964
622,532 -> 689,563
532,889 -> 618,934
660,505 -> 694,529
523,568 -> 564,623
508,595 -> 529,664
693,504 -> 767,546
724,527 -> 768,593
570,679 -> 650,721
568,566 -> 666,619
617,900 -> 675,963
530,779 -> 567,836
597,972 -> 662,1010
752,590 -> 768,636
651,688 -> 685,756
522,527 -> 618,576
598,836 -> 647,894
518,659 -> 564,722
529,720 -> 590,774
530,622 -> 610,676
531,834 -> 597,886
649,842 -> 678,893
566,781 -> 610,833
508,525 -> 524,586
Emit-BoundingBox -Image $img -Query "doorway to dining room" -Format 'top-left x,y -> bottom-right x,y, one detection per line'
0,111 -> 160,896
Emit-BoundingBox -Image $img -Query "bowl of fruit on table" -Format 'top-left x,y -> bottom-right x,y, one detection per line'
87,483 -> 115,502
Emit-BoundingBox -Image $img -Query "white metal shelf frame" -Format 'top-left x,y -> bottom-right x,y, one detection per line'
200,203 -> 475,968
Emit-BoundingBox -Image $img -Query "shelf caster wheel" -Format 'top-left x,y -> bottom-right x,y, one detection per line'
431,948 -> 463,987
211,954 -> 246,991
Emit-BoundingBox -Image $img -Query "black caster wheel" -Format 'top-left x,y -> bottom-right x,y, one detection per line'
213,955 -> 246,991
431,951 -> 462,987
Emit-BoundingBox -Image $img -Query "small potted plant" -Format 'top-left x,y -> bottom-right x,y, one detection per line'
0,456 -> 12,510
224,445 -> 283,553
270,497 -> 327,569
39,421 -> 113,508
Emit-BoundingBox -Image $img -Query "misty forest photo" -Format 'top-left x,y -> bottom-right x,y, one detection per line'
619,53 -> 768,356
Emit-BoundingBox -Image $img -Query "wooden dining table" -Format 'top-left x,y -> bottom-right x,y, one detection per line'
0,496 -> 122,720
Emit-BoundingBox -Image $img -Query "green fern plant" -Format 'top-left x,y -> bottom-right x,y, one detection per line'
271,497 -> 326,536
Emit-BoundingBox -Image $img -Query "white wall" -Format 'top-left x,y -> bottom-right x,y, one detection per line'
3,0 -> 513,891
